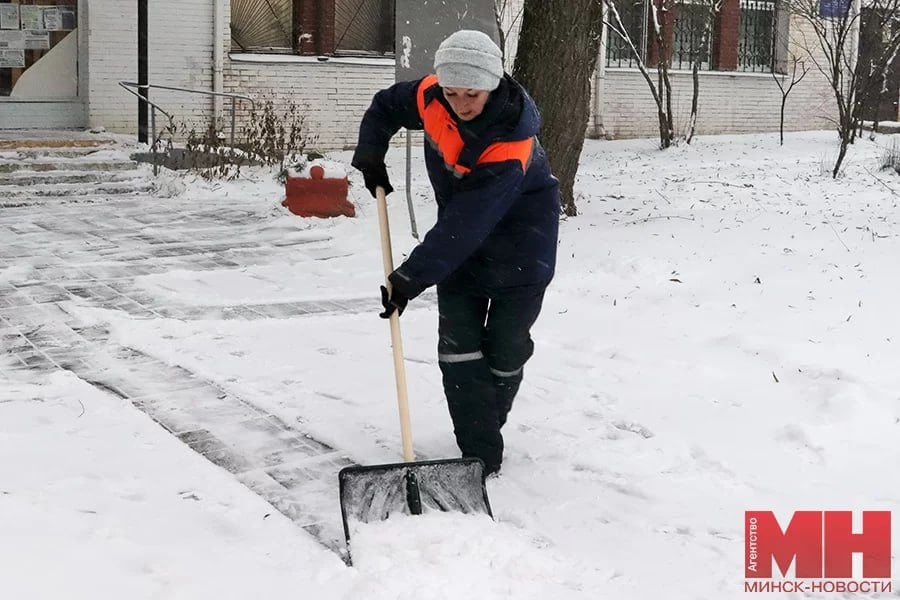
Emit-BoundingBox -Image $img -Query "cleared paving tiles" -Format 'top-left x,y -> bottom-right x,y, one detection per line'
0,184 -> 373,557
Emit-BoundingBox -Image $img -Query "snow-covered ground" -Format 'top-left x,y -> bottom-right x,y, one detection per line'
1,130 -> 899,599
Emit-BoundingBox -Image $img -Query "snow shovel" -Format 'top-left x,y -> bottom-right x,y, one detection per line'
338,186 -> 492,559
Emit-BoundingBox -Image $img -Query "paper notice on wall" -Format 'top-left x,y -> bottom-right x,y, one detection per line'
43,8 -> 62,31
24,31 -> 50,49
60,7 -> 77,30
0,49 -> 26,68
0,5 -> 19,30
20,6 -> 44,30
0,31 -> 26,49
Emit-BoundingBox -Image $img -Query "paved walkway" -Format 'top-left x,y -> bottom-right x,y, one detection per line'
0,191 -> 375,557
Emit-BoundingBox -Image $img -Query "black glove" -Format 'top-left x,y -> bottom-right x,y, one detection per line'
360,164 -> 394,198
379,285 -> 409,319
352,144 -> 394,197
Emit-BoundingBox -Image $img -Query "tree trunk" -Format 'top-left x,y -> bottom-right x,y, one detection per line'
657,63 -> 670,147
780,95 -> 786,146
687,59 -> 700,143
513,0 -> 604,216
834,134 -> 850,178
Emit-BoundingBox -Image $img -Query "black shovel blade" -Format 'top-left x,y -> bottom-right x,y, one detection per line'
338,458 -> 492,551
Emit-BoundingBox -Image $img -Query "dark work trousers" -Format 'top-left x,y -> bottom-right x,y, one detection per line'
436,283 -> 546,473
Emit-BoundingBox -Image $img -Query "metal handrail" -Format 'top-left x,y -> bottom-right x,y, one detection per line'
118,81 -> 174,150
118,81 -> 256,161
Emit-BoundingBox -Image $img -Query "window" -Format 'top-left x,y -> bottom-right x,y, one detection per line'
738,0 -> 776,72
857,6 -> 900,121
672,1 -> 715,70
230,0 -> 395,56
333,0 -> 394,54
606,0 -> 647,68
605,0 -> 778,72
231,0 -> 292,52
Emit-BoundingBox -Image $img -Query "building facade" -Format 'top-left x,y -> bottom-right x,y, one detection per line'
0,0 -> 216,131
0,0 -> 855,148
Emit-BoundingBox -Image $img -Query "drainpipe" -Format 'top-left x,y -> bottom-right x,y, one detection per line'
213,0 -> 224,125
849,0 -> 861,76
588,18 -> 607,139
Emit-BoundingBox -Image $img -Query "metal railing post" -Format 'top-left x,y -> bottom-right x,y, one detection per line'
231,96 -> 237,147
151,107 -> 158,175
405,133 -> 418,240
151,108 -> 157,147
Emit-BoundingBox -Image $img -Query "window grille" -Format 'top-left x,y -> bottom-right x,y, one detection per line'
601,0 -> 780,73
673,1 -> 715,70
606,0 -> 647,68
231,0 -> 293,51
334,0 -> 394,55
231,0 -> 395,55
738,0 -> 776,72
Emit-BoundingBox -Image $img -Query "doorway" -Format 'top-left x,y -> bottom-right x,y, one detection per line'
0,0 -> 86,128
858,8 -> 900,124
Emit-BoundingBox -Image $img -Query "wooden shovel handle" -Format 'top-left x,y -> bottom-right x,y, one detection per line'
375,186 -> 415,463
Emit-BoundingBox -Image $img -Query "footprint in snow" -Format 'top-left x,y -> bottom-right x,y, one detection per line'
570,463 -> 651,500
775,424 -> 825,464
612,420 -> 655,439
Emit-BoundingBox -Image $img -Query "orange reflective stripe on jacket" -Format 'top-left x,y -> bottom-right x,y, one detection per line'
416,74 -> 534,178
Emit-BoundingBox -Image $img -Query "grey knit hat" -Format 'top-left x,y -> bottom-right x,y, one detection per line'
433,30 -> 503,91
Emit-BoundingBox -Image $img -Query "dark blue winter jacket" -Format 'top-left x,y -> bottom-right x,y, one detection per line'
352,74 -> 559,299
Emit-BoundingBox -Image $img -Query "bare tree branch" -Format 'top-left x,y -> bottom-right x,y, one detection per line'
772,51 -> 811,144
790,0 -> 900,175
604,0 -> 677,147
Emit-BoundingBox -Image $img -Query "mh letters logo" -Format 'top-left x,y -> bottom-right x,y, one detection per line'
745,511 -> 891,584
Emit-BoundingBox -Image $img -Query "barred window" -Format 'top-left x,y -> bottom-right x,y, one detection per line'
738,0 -> 776,72
605,0 -> 717,70
231,0 -> 293,52
230,0 -> 395,55
606,0 -> 647,68
672,0 -> 715,70
334,0 -> 394,55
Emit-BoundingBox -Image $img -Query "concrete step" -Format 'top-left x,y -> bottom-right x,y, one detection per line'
1,169 -> 148,186
0,132 -> 113,144
0,179 -> 156,200
0,160 -> 139,174
0,135 -> 157,203
0,146 -> 121,160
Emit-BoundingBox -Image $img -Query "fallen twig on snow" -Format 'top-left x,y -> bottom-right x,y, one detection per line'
626,215 -> 695,225
862,167 -> 900,198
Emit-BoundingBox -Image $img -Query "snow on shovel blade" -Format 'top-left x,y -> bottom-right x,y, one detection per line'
338,458 -> 492,554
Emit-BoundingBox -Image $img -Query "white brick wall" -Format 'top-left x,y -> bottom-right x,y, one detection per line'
83,0 -> 386,149
86,0 -> 136,132
149,0 -> 215,131
599,68 -> 835,139
224,56 -> 395,151
500,0 -> 837,140
87,0 -> 214,136
81,1 -> 840,146
597,16 -> 837,138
